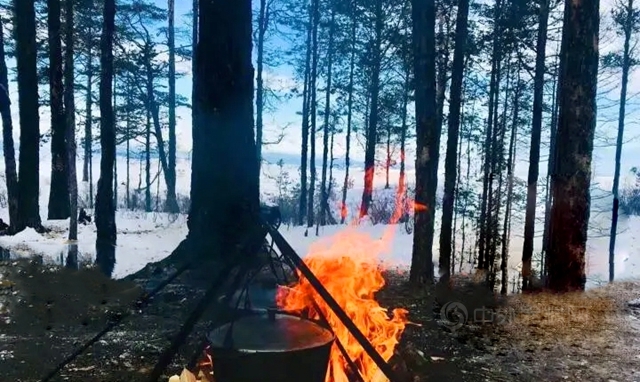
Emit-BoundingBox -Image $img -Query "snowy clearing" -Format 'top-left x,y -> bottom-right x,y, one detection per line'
0,207 -> 637,289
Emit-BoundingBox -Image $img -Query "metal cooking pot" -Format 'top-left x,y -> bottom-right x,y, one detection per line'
207,310 -> 334,382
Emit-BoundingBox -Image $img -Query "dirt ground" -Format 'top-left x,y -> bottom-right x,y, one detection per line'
0,257 -> 639,382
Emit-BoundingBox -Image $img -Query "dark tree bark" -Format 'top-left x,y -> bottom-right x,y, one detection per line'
410,0 -> 438,285
451,109 -> 464,275
501,75 -> 520,295
435,8 -> 451,132
192,0 -> 198,135
385,126 -> 391,190
398,67 -> 409,202
328,129 -> 335,201
547,0 -> 600,292
522,0 -> 550,290
112,76 -> 118,210
166,0 -> 179,213
14,0 -> 43,232
65,0 -> 78,268
0,16 -> 18,229
478,0 -> 503,270
139,38 -> 174,213
541,50 -> 561,277
126,77 -> 131,209
298,7 -> 312,226
47,0 -> 70,220
82,23 -> 93,184
145,110 -> 152,212
83,31 -> 94,208
608,0 -> 634,282
185,0 -> 259,261
319,9 -> 336,228
359,0 -> 383,218
486,61 -> 509,289
340,6 -> 357,224
306,0 -> 319,230
439,0 -> 469,281
95,0 -> 117,277
256,0 -> 267,178
459,86 -> 474,272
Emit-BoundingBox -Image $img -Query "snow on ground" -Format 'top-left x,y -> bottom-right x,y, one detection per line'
0,209 -> 413,279
0,211 -> 189,278
0,207 -> 638,289
0,149 -> 636,287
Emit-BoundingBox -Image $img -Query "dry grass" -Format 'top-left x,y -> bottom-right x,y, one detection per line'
496,283 -> 632,343
503,292 -> 615,337
487,281 -> 640,381
500,281 -> 639,339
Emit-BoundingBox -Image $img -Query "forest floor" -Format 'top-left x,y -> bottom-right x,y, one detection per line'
0,257 -> 638,382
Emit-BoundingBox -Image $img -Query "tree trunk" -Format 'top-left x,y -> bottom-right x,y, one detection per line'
478,2 -> 503,270
410,0 -> 438,285
547,0 -> 599,292
608,0 -> 633,282
166,0 -> 179,213
185,0 -> 259,261
522,0 -> 550,290
47,0 -> 70,220
14,0 -> 43,232
126,77 -> 131,210
451,128 -> 462,276
191,0 -> 198,148
385,126 -> 391,190
439,0 -> 469,281
65,0 -> 78,268
328,129 -> 335,202
298,5 -> 313,226
501,75 -> 520,295
95,0 -> 117,277
306,0 -> 319,230
256,0 -> 267,179
398,68 -> 409,199
486,64 -> 509,290
113,76 -> 118,210
0,16 -> 18,229
340,8 -> 357,224
452,92 -> 468,276
83,37 -> 94,208
319,9 -> 336,228
359,0 -> 383,218
155,160 -> 161,211
541,48 -> 561,277
142,47 -> 174,212
460,98 -> 474,272
82,28 -> 92,183
113,151 -> 118,209
137,154 -> 142,208
145,110 -> 152,212
435,9 -> 450,132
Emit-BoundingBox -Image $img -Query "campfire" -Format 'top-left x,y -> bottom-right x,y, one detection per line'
170,185 -> 415,382
276,230 -> 410,382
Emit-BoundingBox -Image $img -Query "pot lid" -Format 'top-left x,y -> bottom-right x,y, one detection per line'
207,312 -> 334,353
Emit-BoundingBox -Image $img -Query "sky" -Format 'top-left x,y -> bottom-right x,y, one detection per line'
165,0 -> 640,193
2,0 -> 640,194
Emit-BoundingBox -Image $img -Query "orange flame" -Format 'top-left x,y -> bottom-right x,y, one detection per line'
277,184 -> 411,382
339,202 -> 348,221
